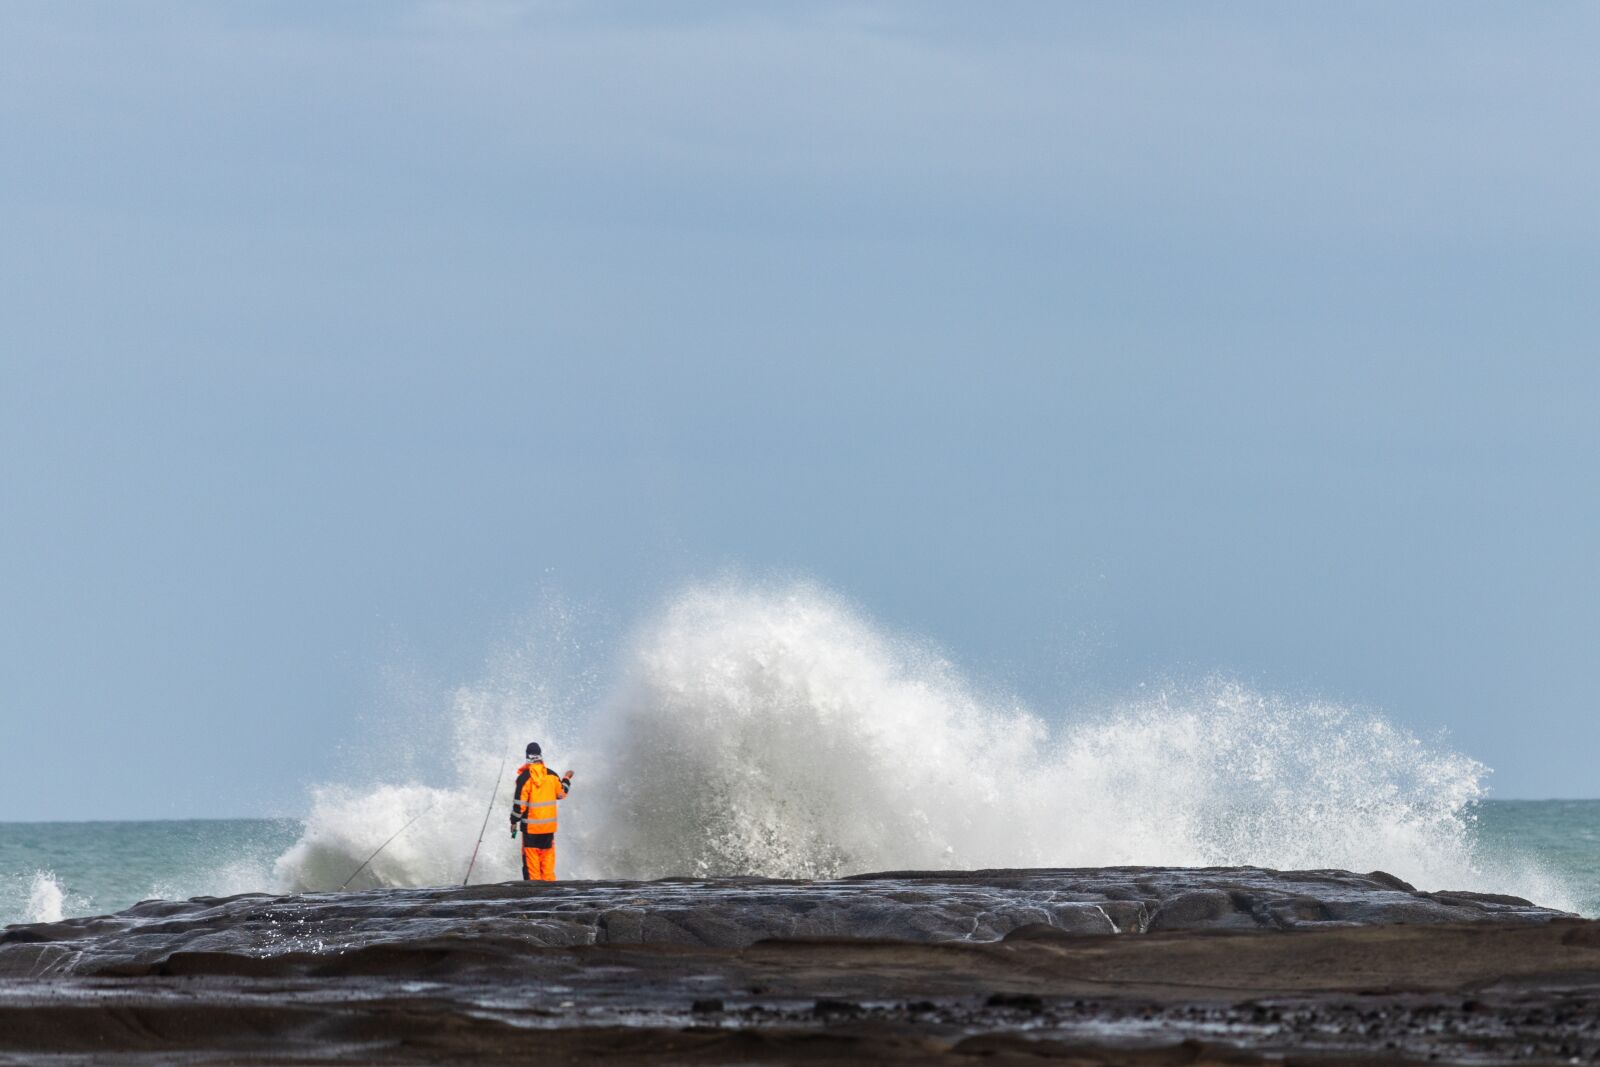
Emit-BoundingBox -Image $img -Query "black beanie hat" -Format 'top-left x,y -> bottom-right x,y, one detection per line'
525,742 -> 542,760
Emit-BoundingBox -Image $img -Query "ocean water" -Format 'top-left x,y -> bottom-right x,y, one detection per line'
3,581 -> 1595,927
0,819 -> 302,928
1474,799 -> 1600,914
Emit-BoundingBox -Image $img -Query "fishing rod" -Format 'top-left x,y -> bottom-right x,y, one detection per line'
462,755 -> 509,886
339,804 -> 435,891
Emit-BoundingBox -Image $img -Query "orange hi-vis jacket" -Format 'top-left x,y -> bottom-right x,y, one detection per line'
513,762 -> 569,836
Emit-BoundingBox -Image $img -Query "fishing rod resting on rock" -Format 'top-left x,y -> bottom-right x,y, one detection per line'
339,804 -> 436,891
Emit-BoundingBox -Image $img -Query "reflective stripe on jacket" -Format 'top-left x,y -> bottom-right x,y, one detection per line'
512,762 -> 569,835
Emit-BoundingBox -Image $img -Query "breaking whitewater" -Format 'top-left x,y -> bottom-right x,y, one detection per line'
5,581 -> 1581,925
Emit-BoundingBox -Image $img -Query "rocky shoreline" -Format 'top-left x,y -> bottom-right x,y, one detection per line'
1,867 -> 1594,1064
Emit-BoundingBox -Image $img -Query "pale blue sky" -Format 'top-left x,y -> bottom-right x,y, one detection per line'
2,2 -> 1596,818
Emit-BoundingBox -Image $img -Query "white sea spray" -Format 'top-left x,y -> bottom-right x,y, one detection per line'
269,580 -> 1577,913
7,871 -> 93,925
26,871 -> 66,924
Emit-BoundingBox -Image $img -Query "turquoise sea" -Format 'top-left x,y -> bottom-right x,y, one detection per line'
2,800 -> 1596,929
1470,799 -> 1600,915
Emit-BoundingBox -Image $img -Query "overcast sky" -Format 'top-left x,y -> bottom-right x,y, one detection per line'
3,1 -> 1597,818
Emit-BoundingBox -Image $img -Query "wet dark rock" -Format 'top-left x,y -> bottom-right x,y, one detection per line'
1365,870 -> 1419,892
1002,922 -> 1080,942
1428,890 -> 1536,908
986,992 -> 1045,1012
0,866 -> 1588,1065
1146,889 -> 1240,931
0,866 -> 1566,982
812,998 -> 860,1016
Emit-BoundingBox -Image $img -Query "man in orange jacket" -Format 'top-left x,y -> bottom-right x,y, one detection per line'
509,742 -> 574,881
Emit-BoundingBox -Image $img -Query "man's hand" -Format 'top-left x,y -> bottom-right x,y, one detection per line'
563,770 -> 575,780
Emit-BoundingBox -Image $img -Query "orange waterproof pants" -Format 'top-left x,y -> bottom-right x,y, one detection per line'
521,846 -> 556,882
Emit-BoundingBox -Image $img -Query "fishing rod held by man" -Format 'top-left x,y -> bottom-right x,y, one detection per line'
509,742 -> 574,881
